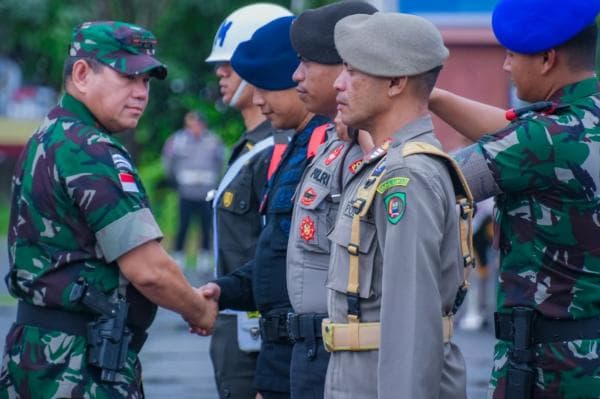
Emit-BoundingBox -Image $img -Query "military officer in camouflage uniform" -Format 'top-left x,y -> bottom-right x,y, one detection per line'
429,0 -> 600,397
0,21 -> 217,398
324,13 -> 468,398
285,2 -> 376,398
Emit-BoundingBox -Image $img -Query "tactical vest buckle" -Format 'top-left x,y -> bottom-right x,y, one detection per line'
352,198 -> 366,214
346,292 -> 361,319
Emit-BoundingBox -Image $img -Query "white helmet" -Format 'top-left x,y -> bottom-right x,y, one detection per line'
206,3 -> 293,63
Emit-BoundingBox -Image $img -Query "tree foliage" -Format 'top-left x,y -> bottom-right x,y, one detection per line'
0,0 -> 337,158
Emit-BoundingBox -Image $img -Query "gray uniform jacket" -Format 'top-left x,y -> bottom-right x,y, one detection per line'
324,116 -> 467,399
287,126 -> 364,314
161,129 -> 224,200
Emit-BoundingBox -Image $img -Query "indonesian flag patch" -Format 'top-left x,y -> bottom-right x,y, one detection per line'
119,172 -> 139,193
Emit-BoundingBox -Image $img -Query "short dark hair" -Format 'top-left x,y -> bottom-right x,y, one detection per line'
557,23 -> 598,72
410,65 -> 443,101
63,57 -> 103,80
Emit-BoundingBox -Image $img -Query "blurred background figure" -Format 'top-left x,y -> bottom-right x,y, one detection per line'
161,110 -> 224,271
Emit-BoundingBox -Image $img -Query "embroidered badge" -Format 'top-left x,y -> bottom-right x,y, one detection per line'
373,162 -> 386,177
301,188 -> 317,206
300,216 -> 316,241
384,192 -> 406,224
118,172 -> 139,193
112,153 -> 133,172
324,144 -> 345,166
377,177 -> 410,194
223,191 -> 234,208
348,159 -> 362,174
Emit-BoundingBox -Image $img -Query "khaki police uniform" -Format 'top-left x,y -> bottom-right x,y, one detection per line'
324,116 -> 468,399
286,125 -> 364,397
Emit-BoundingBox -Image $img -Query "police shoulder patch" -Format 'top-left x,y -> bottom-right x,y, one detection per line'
377,177 -> 410,194
384,192 -> 406,224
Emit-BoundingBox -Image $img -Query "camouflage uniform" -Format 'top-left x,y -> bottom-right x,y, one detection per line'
455,78 -> 600,398
1,21 -> 166,399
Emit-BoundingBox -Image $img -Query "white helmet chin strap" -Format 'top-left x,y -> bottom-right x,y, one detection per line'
229,79 -> 248,108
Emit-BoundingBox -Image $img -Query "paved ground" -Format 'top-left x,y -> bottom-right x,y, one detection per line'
0,240 -> 495,398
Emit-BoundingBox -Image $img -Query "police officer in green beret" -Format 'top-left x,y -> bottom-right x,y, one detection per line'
429,0 -> 600,397
0,21 -> 217,397
323,12 -> 470,399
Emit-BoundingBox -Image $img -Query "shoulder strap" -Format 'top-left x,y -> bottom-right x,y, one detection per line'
212,136 -> 275,274
346,156 -> 387,327
267,142 -> 287,181
402,141 -> 475,312
307,123 -> 330,159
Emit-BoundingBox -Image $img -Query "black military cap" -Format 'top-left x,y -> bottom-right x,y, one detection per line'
290,1 -> 378,65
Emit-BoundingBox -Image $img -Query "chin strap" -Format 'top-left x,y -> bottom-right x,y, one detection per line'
229,79 -> 248,108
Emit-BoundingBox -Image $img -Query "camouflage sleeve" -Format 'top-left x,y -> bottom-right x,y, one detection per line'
57,125 -> 162,262
477,118 -> 557,193
453,143 -> 502,202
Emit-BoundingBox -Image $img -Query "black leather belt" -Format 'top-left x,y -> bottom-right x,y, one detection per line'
287,312 -> 326,343
17,301 -> 147,353
259,312 -> 291,344
495,311 -> 600,344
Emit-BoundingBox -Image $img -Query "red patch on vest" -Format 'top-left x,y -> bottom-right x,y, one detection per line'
324,144 -> 345,166
301,188 -> 317,206
348,159 -> 362,174
300,216 -> 316,241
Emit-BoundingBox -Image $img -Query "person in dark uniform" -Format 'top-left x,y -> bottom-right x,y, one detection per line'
285,2 -> 377,398
199,16 -> 329,399
204,4 -> 292,399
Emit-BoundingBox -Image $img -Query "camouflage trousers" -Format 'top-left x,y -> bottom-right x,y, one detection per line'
489,339 -> 600,399
0,324 -> 143,399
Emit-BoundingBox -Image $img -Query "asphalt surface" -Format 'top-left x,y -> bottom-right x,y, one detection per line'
0,240 -> 495,398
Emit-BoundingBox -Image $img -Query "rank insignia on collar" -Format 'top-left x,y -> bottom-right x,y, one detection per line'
384,192 -> 406,224
364,139 -> 390,163
300,216 -> 316,241
301,187 -> 317,206
324,144 -> 345,166
348,159 -> 362,174
223,191 -> 234,208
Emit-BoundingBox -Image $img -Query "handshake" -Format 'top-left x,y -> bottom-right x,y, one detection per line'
183,282 -> 222,336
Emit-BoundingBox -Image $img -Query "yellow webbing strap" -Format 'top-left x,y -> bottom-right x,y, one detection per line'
322,315 -> 454,351
402,142 -> 475,291
347,155 -> 388,327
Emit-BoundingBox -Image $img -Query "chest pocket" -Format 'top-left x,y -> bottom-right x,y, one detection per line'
326,214 -> 377,299
295,183 -> 339,254
218,169 -> 252,215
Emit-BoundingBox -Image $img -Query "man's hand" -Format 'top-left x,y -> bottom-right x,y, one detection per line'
186,282 -> 222,336
199,282 -> 221,302
186,292 -> 218,336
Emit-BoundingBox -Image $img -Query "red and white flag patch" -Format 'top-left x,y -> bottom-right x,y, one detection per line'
119,172 -> 139,193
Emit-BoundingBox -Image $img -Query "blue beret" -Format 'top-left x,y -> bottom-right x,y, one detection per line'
231,16 -> 299,91
492,0 -> 600,54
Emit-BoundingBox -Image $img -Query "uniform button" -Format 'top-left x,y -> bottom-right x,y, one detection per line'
307,349 -> 314,357
239,200 -> 247,209
223,388 -> 231,398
